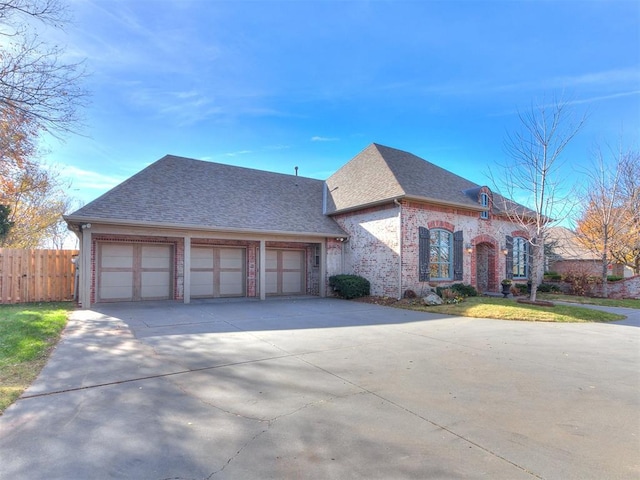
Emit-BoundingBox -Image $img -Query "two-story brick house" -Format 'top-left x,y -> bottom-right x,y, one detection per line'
65,143 -> 531,307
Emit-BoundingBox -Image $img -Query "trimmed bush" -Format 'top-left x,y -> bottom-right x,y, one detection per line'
544,272 -> 562,281
515,283 -> 528,294
537,282 -> 561,293
450,283 -> 478,297
607,276 -> 624,282
329,274 -> 371,299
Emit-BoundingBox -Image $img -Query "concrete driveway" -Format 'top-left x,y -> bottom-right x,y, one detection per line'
0,298 -> 638,479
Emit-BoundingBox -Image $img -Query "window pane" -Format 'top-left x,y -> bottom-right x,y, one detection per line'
429,229 -> 453,279
512,238 -> 528,278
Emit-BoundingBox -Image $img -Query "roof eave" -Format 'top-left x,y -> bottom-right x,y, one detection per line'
327,195 -> 485,216
63,215 -> 346,239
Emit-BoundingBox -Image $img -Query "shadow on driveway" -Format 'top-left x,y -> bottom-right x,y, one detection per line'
1,298 -> 638,479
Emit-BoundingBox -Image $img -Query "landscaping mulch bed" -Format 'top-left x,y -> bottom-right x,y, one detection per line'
351,296 -> 415,307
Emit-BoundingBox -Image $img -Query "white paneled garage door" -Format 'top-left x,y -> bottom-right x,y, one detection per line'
97,243 -> 172,302
190,247 -> 245,298
266,249 -> 305,295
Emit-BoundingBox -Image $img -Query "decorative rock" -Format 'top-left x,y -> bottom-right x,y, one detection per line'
422,293 -> 443,305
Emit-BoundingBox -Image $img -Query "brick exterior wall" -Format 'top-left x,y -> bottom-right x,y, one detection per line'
333,205 -> 401,297
591,276 -> 640,299
548,259 -> 626,278
333,200 -> 527,297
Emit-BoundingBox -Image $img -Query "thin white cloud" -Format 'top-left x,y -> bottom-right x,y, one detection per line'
311,136 -> 339,142
224,150 -> 252,157
60,165 -> 124,191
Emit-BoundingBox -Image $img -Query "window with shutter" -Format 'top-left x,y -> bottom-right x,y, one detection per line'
453,231 -> 463,281
505,235 -> 514,279
418,227 -> 430,281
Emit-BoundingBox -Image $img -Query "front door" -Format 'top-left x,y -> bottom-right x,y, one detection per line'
476,244 -> 490,294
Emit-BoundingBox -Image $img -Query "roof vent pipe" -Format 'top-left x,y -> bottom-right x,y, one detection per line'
295,166 -> 298,176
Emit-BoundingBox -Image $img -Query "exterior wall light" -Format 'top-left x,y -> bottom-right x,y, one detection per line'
465,243 -> 473,253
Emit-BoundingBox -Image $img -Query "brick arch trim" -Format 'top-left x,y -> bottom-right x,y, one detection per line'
511,230 -> 529,239
471,234 -> 497,248
427,220 -> 455,232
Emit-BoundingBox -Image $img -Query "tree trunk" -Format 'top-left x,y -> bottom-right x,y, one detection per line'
601,225 -> 609,298
529,243 -> 544,303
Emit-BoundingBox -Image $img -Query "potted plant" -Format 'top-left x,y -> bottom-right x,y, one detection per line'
501,279 -> 512,298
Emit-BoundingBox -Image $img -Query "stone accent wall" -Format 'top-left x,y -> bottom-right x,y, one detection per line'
589,276 -> 640,299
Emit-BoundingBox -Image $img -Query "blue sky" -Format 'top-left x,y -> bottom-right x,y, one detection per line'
45,0 -> 639,208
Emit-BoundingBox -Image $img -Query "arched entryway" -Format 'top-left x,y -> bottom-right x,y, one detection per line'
475,242 -> 498,293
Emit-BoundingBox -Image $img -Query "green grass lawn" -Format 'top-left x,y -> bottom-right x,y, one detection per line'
396,296 -> 627,322
537,293 -> 640,309
0,303 -> 74,414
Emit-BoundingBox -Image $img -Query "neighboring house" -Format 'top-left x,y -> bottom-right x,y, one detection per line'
546,226 -> 626,277
65,143 -> 532,307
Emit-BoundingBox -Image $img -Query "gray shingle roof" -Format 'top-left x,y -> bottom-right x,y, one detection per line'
66,155 -> 346,237
325,143 -> 530,217
325,143 -> 487,214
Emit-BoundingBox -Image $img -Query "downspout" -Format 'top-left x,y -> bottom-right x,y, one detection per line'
394,198 -> 402,300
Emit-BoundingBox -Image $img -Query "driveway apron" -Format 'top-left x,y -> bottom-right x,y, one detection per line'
0,298 -> 638,479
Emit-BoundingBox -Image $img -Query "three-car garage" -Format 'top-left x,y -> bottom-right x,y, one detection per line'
95,240 -> 310,303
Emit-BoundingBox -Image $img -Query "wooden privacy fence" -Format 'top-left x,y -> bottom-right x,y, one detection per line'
0,249 -> 78,304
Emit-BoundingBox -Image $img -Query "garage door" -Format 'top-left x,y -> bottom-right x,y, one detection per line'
97,243 -> 172,302
266,249 -> 305,295
190,247 -> 245,298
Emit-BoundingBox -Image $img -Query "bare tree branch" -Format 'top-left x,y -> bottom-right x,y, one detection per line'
493,96 -> 586,302
0,0 -> 87,136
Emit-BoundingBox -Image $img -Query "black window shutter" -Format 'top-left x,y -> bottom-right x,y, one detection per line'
418,227 -> 430,282
453,230 -> 463,281
505,235 -> 514,279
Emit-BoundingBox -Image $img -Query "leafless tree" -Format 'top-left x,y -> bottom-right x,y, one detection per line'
494,97 -> 586,302
0,0 -> 87,137
574,145 -> 637,296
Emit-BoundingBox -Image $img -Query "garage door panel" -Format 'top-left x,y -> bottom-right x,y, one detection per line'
219,248 -> 243,268
191,271 -> 214,297
141,245 -> 172,269
220,271 -> 244,296
265,272 -> 278,294
282,271 -> 302,294
282,250 -> 303,269
266,250 -> 278,267
99,272 -> 134,301
190,246 -> 245,298
141,271 -> 171,299
191,247 -> 214,268
97,243 -> 172,302
266,249 -> 305,295
101,244 -> 133,268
